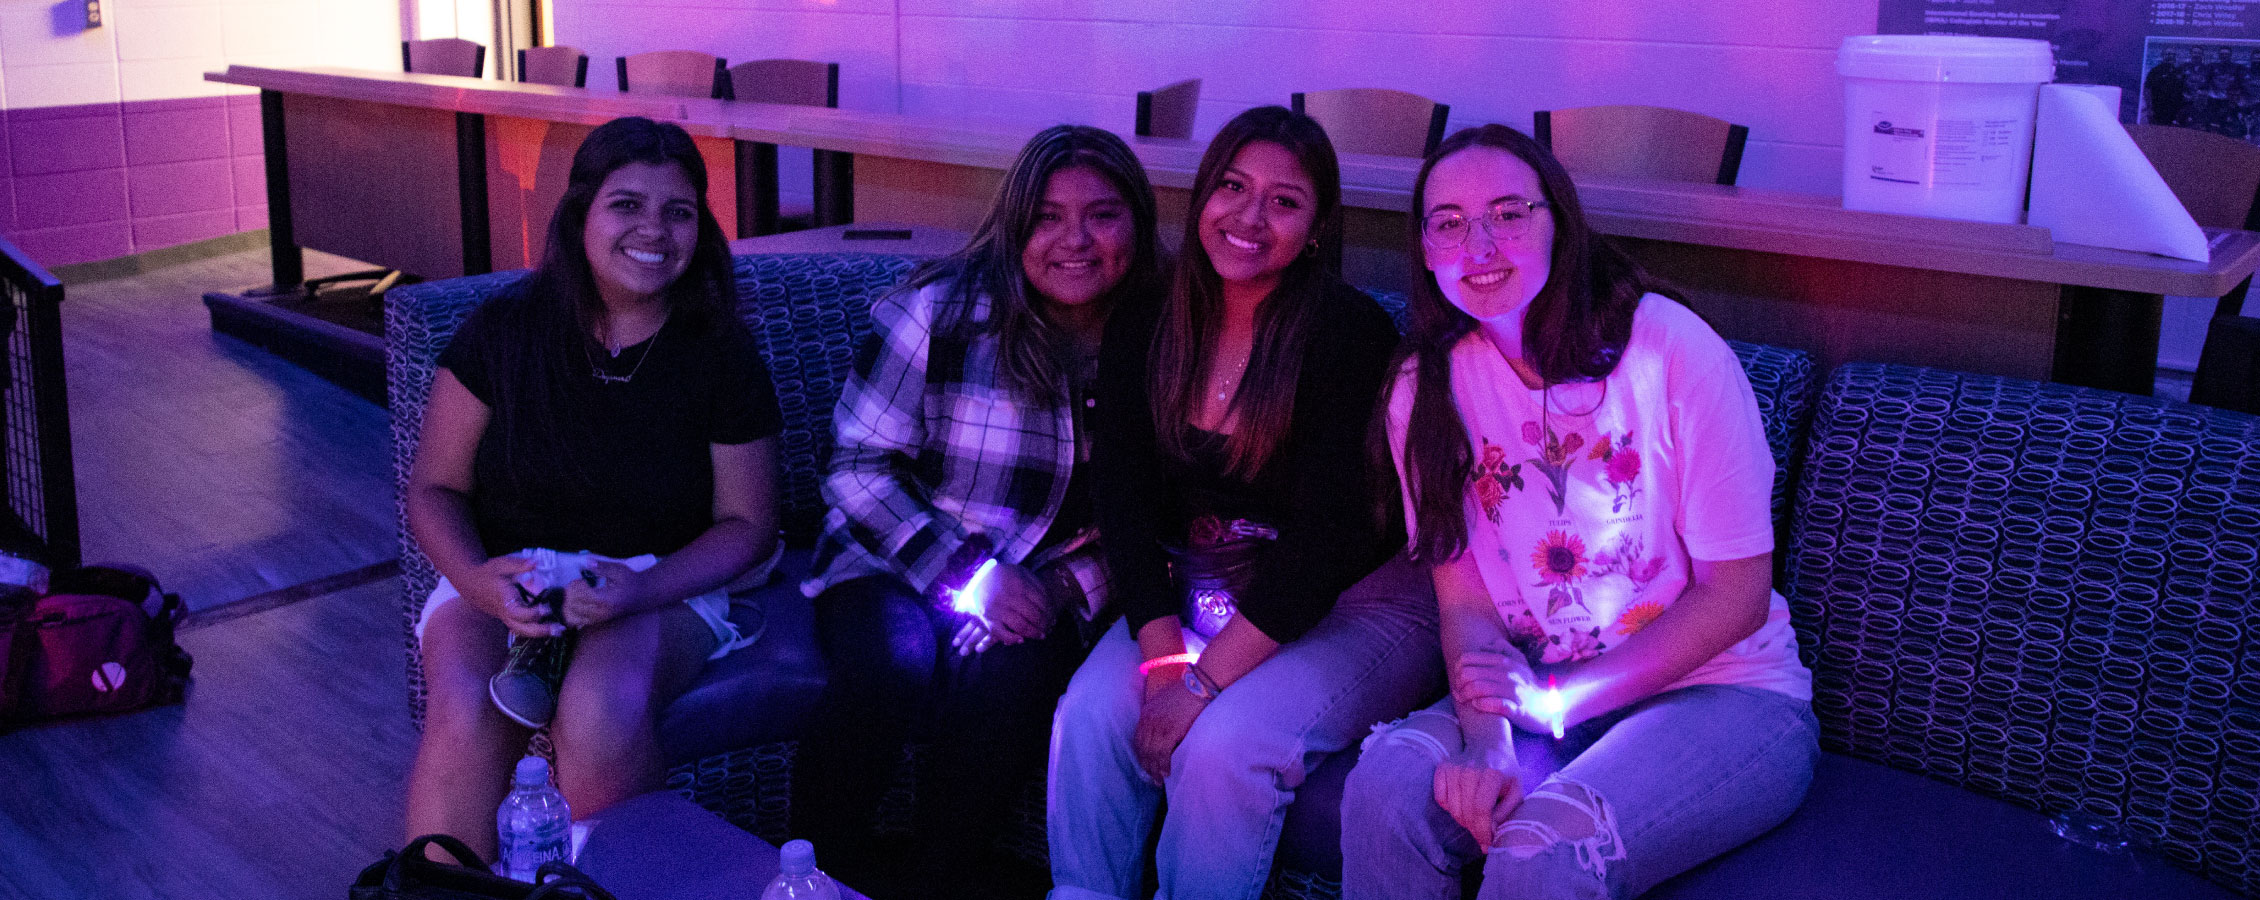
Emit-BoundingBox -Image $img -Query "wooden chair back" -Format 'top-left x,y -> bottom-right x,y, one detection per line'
2124,123 -> 2260,231
616,50 -> 729,100
518,46 -> 589,88
1291,88 -> 1448,158
401,38 -> 485,78
1135,78 -> 1202,140
1534,105 -> 1749,186
726,60 -> 838,107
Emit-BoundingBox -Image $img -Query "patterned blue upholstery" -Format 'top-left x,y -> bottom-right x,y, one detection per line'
1787,363 -> 2260,896
730,254 -> 923,539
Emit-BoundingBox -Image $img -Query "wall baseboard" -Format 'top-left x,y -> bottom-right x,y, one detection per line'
51,230 -> 271,285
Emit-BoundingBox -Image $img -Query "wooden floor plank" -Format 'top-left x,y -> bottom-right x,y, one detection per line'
0,579 -> 415,899
60,248 -> 397,610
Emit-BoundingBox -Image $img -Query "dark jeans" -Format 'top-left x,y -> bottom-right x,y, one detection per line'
794,575 -> 1093,896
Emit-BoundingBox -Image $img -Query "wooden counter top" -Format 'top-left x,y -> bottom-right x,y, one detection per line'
210,64 -> 2260,298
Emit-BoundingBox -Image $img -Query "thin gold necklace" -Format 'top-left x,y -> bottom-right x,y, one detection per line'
585,323 -> 663,385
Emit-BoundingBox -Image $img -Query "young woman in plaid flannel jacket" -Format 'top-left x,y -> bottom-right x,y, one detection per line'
792,124 -> 1166,897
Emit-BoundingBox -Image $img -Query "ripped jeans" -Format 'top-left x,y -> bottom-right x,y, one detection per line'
1339,684 -> 1817,900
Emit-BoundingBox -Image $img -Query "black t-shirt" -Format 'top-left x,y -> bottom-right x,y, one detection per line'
438,292 -> 784,559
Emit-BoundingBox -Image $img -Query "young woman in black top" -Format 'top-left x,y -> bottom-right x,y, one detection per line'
403,117 -> 782,861
1046,105 -> 1443,900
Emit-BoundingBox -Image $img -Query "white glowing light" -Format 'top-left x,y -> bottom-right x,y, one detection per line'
1517,675 -> 1569,740
950,559 -> 1000,615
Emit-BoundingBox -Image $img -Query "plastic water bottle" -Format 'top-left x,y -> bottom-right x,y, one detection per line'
760,839 -> 842,900
497,756 -> 571,881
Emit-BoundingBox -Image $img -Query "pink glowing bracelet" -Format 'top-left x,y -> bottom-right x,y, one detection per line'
1138,652 -> 1200,676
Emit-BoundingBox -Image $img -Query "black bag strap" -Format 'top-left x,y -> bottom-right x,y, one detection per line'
524,861 -> 618,900
387,834 -> 490,888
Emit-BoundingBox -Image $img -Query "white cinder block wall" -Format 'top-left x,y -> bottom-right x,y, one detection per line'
553,0 -> 2219,372
553,0 -> 1877,194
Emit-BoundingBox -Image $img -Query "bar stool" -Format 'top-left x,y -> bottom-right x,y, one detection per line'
518,46 -> 588,88
1290,89 -> 1449,158
402,38 -> 486,78
1534,105 -> 1750,185
616,50 -> 729,99
1135,78 -> 1201,140
725,60 -> 839,236
2127,123 -> 2260,412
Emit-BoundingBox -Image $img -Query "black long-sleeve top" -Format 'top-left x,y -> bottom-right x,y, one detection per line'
1094,281 -> 1405,645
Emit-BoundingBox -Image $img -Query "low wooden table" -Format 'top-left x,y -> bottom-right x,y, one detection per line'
575,792 -> 872,900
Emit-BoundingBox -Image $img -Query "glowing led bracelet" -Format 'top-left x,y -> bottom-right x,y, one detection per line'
1528,676 -> 1568,740
1138,651 -> 1201,676
948,559 -> 1000,615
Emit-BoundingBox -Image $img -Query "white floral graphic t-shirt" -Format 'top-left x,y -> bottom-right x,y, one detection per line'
1388,295 -> 1811,701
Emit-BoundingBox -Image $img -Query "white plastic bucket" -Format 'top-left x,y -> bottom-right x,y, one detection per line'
1837,35 -> 2056,223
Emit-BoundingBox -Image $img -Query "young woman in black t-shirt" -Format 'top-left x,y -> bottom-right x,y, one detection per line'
403,117 -> 782,862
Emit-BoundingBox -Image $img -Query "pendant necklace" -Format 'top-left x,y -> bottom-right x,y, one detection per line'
1540,377 -> 1608,438
586,321 -> 664,385
1214,347 -> 1251,405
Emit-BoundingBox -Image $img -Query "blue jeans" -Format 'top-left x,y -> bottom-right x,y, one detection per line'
1047,556 -> 1442,900
1340,684 -> 1818,900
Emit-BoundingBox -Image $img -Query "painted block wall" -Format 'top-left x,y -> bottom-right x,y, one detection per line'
0,0 -> 399,267
551,0 -> 1877,195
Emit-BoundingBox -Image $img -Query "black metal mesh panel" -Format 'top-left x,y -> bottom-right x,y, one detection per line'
0,238 -> 76,568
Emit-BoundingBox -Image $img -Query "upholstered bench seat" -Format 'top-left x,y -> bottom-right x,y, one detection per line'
1650,753 -> 2238,900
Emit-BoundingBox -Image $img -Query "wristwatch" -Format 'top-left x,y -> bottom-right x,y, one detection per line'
1182,661 -> 1221,701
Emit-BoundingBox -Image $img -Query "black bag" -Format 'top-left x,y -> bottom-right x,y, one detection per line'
0,565 -> 192,728
349,834 -> 617,900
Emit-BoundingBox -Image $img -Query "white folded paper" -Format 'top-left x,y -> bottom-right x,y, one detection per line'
2029,84 -> 2211,262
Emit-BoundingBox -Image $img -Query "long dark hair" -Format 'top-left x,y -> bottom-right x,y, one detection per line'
908,124 -> 1163,405
1149,106 -> 1345,479
479,116 -> 736,490
1390,124 -> 1669,559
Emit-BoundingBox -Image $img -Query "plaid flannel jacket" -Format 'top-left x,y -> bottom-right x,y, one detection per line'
802,280 -> 1109,617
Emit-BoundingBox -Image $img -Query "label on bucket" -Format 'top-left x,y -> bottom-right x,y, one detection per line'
1861,109 -> 2021,190
1867,117 -> 1927,184
1933,116 -> 2022,188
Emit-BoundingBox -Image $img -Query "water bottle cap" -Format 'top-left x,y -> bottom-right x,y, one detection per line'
778,839 -> 815,875
513,756 -> 550,786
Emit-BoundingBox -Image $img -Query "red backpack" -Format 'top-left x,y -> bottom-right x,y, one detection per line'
0,565 -> 193,728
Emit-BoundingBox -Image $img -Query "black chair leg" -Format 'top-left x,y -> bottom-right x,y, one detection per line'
2190,314 -> 2260,414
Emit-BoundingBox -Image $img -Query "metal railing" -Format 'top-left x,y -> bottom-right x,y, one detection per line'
0,237 -> 77,569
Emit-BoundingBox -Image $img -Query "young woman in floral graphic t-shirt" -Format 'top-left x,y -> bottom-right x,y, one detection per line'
1340,125 -> 1817,900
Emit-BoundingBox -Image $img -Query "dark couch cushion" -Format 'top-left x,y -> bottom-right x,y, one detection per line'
659,549 -> 827,766
1785,363 -> 2260,896
1649,753 -> 2239,900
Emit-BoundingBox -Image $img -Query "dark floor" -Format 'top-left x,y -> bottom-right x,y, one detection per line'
0,577 -> 414,900
0,244 -> 417,900
63,246 -> 396,611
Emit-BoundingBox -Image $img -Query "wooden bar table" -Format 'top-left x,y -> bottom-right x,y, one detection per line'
209,64 -> 2260,391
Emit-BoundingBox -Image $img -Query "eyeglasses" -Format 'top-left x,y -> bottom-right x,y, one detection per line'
1420,200 -> 1550,250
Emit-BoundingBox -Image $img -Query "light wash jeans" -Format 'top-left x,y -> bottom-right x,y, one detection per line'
1047,556 -> 1442,900
1339,684 -> 1818,900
